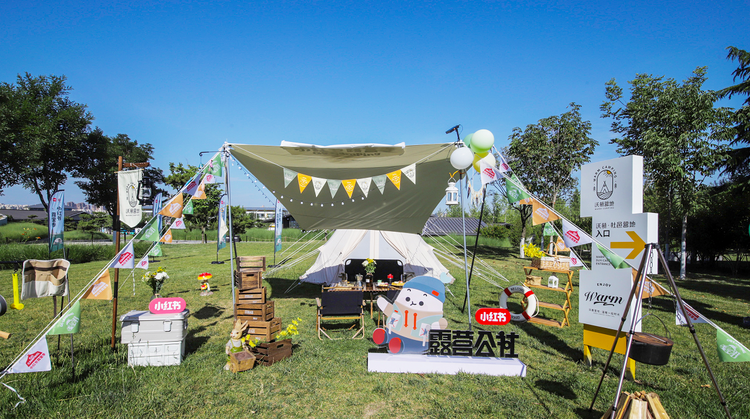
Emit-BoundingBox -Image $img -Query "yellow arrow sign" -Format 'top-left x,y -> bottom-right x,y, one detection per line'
610,231 -> 646,259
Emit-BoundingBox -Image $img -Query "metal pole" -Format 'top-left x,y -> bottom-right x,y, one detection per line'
459,173 -> 472,330
225,148 -> 237,309
111,156 -> 122,349
462,185 -> 487,313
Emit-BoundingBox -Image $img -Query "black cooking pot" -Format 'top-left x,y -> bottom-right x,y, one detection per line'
629,316 -> 673,365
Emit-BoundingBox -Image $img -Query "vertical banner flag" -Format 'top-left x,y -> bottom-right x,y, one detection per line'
149,243 -> 163,257
83,270 -> 112,300
505,174 -> 530,204
153,192 -> 163,234
48,190 -> 65,253
8,337 -> 52,373
118,169 -> 143,228
217,194 -> 228,251
274,200 -> 283,253
561,219 -> 593,248
137,254 -> 149,270
47,301 -> 81,335
717,329 -> 750,362
110,241 -> 135,269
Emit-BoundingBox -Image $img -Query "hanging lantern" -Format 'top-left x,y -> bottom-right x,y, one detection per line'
445,181 -> 459,206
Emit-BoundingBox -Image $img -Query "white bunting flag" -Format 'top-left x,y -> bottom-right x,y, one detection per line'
569,253 -> 585,268
171,217 -> 186,230
480,160 -> 499,187
402,163 -> 416,184
311,177 -> 326,197
182,171 -> 203,196
8,337 -> 52,374
676,302 -> 709,326
357,178 -> 372,198
283,168 -> 297,188
561,219 -> 592,248
496,153 -> 511,173
327,179 -> 341,198
137,254 -> 149,270
110,241 -> 135,269
373,175 -> 387,194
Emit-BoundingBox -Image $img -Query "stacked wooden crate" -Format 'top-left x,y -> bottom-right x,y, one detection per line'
234,256 -> 281,342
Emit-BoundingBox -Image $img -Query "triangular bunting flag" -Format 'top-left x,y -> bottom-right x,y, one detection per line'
47,301 -> 81,335
386,170 -> 402,190
717,329 -> 750,362
83,270 -> 112,300
676,302 -> 709,326
182,171 -> 203,196
110,241 -> 135,269
160,229 -> 173,243
342,179 -> 357,198
596,243 -> 630,269
183,199 -> 194,215
561,219 -> 593,248
402,164 -> 416,184
137,254 -> 149,270
8,337 -> 52,373
532,199 -> 560,225
555,237 -> 569,252
134,217 -> 159,242
298,173 -> 312,193
149,244 -> 163,257
283,168 -> 297,188
171,217 -> 186,230
202,173 -> 217,185
357,178 -> 372,198
479,160 -> 499,187
519,197 -> 535,205
311,177 -> 326,197
192,179 -> 207,199
327,179 -> 341,198
158,194 -> 184,219
569,253 -> 585,268
496,153 -> 511,173
206,153 -> 224,179
373,175 -> 387,194
543,222 -> 556,236
505,174 -> 530,204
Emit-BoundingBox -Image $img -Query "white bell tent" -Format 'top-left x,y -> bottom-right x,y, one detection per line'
298,229 -> 454,286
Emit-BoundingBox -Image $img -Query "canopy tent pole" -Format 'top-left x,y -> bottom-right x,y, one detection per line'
224,145 -> 237,308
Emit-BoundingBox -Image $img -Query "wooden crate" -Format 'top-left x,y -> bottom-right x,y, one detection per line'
525,275 -> 542,286
236,256 -> 266,272
234,270 -> 262,290
228,350 -> 256,373
244,318 -> 282,342
235,301 -> 274,319
251,338 -> 293,366
235,287 -> 266,304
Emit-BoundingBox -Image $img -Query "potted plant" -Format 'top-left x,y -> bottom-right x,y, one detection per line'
362,258 -> 376,286
142,267 -> 169,298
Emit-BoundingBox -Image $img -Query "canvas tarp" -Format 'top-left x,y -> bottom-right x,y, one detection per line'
299,229 -> 453,285
229,142 -> 455,234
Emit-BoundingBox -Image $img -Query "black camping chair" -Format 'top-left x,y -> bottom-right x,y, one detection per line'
316,290 -> 365,340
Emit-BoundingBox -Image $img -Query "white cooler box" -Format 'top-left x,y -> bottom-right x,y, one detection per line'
119,309 -> 190,366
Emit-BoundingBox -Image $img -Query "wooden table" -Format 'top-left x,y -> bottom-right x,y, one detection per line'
522,266 -> 575,328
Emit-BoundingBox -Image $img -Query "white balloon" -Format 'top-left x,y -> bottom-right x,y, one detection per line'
450,147 -> 474,170
471,129 -> 495,152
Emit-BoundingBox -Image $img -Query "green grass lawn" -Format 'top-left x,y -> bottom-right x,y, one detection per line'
0,242 -> 748,418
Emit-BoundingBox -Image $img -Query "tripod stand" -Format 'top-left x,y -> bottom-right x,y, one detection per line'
589,243 -> 732,419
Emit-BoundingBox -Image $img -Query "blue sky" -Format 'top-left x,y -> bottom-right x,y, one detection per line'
1,0 -> 747,208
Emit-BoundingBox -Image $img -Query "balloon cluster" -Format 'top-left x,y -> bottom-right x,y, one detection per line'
449,129 -> 495,171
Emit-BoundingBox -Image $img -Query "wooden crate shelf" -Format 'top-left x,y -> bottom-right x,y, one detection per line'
523,266 -> 575,328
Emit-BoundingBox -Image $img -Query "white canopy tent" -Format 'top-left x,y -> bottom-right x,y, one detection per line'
299,229 -> 454,286
228,142 -> 456,234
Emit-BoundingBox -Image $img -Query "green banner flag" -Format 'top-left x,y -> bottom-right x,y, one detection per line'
183,199 -> 194,215
148,243 -> 163,257
134,217 -> 160,242
505,174 -> 530,204
47,301 -> 81,335
596,243 -> 630,269
717,329 -> 750,362
543,222 -> 556,236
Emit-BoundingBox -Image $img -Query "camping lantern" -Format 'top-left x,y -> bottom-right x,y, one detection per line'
445,181 -> 459,206
137,174 -> 154,205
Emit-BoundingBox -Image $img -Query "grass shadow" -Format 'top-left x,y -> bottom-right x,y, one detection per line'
535,379 -> 577,400
517,321 -> 582,362
192,303 -> 224,320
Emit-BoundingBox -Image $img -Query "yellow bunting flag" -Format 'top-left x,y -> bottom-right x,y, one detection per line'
531,199 -> 560,225
342,179 -> 357,198
83,270 -> 112,300
192,179 -> 207,200
555,237 -> 569,252
519,197 -> 535,206
159,194 -> 184,218
386,170 -> 402,190
160,228 -> 173,243
298,173 -> 312,193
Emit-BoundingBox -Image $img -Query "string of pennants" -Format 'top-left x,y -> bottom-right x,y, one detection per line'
485,166 -> 750,362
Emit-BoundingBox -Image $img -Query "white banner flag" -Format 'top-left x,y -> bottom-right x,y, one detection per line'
110,241 -> 135,269
118,169 -> 143,228
137,254 -> 149,270
8,337 -> 52,373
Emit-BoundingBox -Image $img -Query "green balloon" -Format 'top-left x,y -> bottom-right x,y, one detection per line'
463,133 -> 473,148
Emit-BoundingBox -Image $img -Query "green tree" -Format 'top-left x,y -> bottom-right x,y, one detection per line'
505,103 -> 597,256
78,211 -> 112,243
601,67 -> 736,279
164,163 -> 222,243
74,129 -> 165,224
0,73 -> 93,209
718,46 -> 750,187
